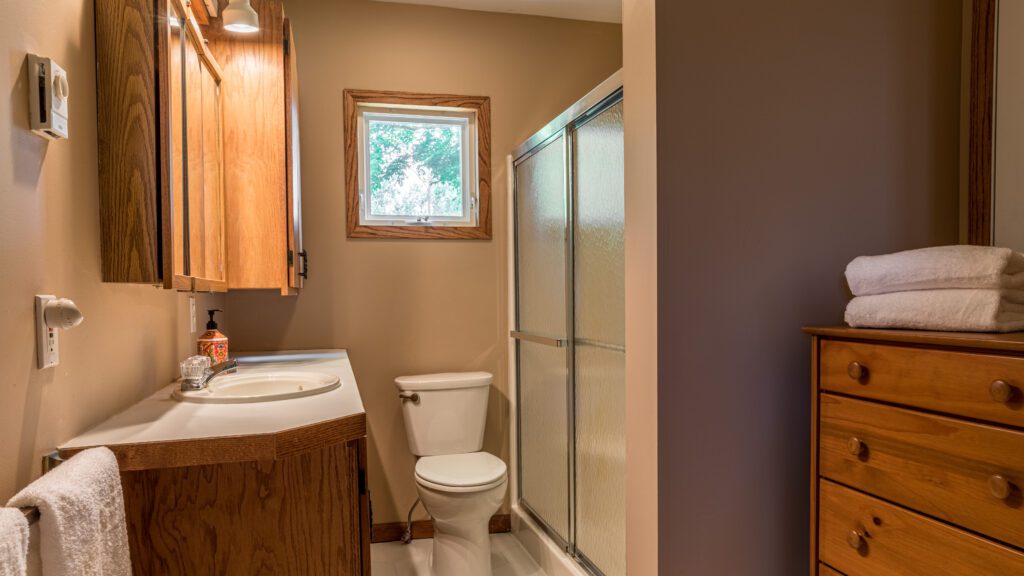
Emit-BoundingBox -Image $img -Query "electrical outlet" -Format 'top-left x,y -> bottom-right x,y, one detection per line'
189,295 -> 197,334
35,295 -> 58,369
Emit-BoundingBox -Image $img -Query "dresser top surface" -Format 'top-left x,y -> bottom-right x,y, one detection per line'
804,326 -> 1024,353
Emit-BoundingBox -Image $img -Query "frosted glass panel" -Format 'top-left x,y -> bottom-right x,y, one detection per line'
518,340 -> 569,541
515,137 -> 567,337
575,345 -> 625,575
575,101 -> 625,346
574,101 -> 625,575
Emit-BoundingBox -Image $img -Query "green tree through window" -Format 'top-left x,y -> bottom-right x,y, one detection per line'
368,119 -> 464,218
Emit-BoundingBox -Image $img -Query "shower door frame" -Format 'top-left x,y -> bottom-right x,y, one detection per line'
511,70 -> 623,576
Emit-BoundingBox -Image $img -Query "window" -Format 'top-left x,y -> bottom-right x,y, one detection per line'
344,90 -> 491,239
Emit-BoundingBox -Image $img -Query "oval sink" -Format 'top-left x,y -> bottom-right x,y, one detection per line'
173,371 -> 341,404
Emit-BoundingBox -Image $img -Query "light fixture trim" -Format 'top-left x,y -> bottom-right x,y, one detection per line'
223,0 -> 260,34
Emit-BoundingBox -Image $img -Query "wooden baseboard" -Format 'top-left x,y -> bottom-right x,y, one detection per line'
371,514 -> 511,543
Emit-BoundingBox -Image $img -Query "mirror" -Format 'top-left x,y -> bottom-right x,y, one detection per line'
968,0 -> 1024,250
993,1 -> 1024,249
169,3 -> 186,278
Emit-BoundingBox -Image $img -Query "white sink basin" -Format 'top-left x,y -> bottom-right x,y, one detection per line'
173,371 -> 341,404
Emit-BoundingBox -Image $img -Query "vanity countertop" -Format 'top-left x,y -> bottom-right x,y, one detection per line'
59,350 -> 366,471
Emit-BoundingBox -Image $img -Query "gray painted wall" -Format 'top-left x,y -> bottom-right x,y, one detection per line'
655,1 -> 962,573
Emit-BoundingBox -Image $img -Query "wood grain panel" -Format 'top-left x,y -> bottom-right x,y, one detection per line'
122,441 -> 364,575
59,412 -> 366,471
804,326 -> 1024,354
207,0 -> 287,290
820,394 -> 1024,550
95,0 -> 162,283
343,89 -> 492,240
819,480 -> 1024,576
820,339 -> 1024,428
968,0 -> 997,246
819,564 -> 844,576
185,32 -> 207,280
371,514 -> 512,543
810,336 -> 821,574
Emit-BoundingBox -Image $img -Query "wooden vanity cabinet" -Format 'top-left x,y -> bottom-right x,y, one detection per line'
96,0 -> 226,291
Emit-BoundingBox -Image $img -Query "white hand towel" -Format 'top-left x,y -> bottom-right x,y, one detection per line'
6,448 -> 130,576
845,289 -> 1024,333
846,245 -> 1024,296
0,509 -> 28,576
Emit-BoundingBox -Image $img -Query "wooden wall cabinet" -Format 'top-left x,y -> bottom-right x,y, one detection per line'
97,0 -> 303,294
206,0 -> 305,295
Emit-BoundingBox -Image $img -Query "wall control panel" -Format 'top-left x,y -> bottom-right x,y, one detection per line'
27,54 -> 69,140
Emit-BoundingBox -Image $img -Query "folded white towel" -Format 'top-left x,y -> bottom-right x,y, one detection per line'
846,245 -> 1024,296
6,448 -> 130,576
0,508 -> 28,576
845,289 -> 1024,333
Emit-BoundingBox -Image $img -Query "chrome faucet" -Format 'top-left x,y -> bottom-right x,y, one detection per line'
181,360 -> 239,392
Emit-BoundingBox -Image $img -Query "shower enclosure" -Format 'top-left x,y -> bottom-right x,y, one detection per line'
511,72 -> 624,576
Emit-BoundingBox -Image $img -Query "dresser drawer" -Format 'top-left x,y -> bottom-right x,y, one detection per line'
819,564 -> 844,576
820,339 -> 1024,428
819,480 -> 1024,575
820,394 -> 1024,549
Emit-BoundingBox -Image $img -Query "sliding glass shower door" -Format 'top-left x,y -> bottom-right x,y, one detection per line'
513,77 -> 624,576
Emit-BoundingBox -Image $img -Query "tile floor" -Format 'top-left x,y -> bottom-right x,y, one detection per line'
371,534 -> 547,576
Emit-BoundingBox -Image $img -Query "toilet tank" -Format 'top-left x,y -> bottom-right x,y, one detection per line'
395,372 -> 492,457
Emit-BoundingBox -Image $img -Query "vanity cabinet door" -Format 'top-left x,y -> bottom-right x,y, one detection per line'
189,55 -> 227,292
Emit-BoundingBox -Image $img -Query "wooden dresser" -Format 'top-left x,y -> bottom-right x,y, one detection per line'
806,327 -> 1024,576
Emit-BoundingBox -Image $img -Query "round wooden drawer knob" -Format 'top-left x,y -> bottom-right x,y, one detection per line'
847,530 -> 865,550
847,437 -> 866,456
990,380 -> 1017,404
990,475 -> 1015,500
847,362 -> 868,382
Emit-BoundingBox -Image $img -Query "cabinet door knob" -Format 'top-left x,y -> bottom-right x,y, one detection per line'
990,474 -> 1014,500
990,380 -> 1017,404
847,362 -> 868,382
848,437 -> 866,456
847,530 -> 865,550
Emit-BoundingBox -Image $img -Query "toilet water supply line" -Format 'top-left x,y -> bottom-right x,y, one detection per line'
402,498 -> 422,544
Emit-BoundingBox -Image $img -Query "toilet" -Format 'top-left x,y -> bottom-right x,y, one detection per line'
395,372 -> 507,576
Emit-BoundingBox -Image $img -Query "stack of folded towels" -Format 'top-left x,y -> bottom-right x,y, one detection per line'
845,245 -> 1024,333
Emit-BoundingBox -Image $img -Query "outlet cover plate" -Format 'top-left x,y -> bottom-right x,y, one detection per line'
35,295 -> 58,369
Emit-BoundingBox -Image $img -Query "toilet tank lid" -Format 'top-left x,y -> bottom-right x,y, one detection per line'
394,371 -> 493,391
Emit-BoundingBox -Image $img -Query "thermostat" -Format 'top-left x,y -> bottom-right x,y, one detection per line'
27,54 -> 69,140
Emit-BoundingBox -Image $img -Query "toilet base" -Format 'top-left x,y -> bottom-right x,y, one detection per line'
430,520 -> 493,576
416,478 -> 507,576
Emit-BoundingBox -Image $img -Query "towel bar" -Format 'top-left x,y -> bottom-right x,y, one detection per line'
18,451 -> 64,525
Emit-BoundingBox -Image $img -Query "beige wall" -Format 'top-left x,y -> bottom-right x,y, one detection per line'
0,0 -> 223,501
654,0 -> 961,573
622,0 -> 658,574
224,0 -> 622,524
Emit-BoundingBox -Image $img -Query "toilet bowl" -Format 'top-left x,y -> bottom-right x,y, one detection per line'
395,372 -> 507,576
415,452 -> 508,575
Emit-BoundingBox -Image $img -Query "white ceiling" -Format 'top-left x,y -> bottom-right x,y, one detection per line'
368,0 -> 622,24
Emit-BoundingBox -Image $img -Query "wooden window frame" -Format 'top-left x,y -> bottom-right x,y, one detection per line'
343,89 -> 492,239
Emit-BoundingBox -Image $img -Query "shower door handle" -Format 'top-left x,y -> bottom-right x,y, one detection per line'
510,331 -> 569,348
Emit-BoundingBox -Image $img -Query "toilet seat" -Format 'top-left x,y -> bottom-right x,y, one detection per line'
415,452 -> 507,493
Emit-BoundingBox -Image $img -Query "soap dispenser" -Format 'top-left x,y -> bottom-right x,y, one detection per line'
197,309 -> 229,363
